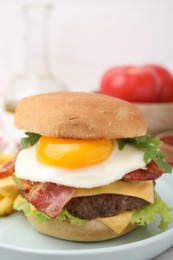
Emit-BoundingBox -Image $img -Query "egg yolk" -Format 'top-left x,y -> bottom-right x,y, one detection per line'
36,136 -> 113,169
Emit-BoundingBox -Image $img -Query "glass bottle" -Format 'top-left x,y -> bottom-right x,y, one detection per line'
4,2 -> 66,113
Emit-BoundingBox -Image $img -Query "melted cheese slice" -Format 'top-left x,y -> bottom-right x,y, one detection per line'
74,180 -> 154,203
74,180 -> 154,234
15,180 -> 154,235
97,210 -> 135,234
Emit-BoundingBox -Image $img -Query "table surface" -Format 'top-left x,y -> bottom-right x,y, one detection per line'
154,247 -> 173,259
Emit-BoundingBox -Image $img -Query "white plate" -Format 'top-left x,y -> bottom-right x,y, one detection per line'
0,173 -> 173,260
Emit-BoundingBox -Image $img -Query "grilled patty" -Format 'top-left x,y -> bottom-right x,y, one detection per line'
17,178 -> 149,219
66,194 -> 148,219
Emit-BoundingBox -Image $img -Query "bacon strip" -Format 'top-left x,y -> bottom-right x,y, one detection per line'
122,160 -> 164,181
0,160 -> 15,179
28,182 -> 76,218
18,161 -> 164,218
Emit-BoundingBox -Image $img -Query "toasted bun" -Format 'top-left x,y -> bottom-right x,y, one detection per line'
14,92 -> 147,139
27,216 -> 138,242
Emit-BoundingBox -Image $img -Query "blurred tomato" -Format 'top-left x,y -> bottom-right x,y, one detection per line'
100,66 -> 161,103
143,64 -> 173,102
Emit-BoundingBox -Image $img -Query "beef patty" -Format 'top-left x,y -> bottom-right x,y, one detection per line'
17,178 -> 149,219
66,194 -> 148,219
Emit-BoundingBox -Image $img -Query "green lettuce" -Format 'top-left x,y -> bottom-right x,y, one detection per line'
19,132 -> 41,151
13,197 -> 86,225
118,135 -> 172,173
13,193 -> 171,230
18,132 -> 172,174
131,193 -> 172,229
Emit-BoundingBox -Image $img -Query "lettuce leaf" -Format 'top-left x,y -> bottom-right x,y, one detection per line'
14,193 -> 171,230
131,193 -> 172,229
118,135 -> 172,173
13,197 -> 86,225
20,132 -> 40,151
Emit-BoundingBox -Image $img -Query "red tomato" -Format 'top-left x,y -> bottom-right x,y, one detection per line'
100,66 -> 161,103
143,64 -> 173,102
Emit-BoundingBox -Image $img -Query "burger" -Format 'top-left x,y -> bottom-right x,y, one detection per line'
13,92 -> 172,242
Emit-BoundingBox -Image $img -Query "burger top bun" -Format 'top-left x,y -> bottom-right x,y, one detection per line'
14,92 -> 147,139
28,216 -> 137,242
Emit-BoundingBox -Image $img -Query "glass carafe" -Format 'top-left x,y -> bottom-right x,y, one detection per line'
4,2 -> 66,113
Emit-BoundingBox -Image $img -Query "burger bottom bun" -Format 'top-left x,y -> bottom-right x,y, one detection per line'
27,216 -> 138,242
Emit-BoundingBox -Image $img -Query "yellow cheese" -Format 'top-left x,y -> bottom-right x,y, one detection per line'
97,210 -> 135,234
14,181 -> 154,234
13,194 -> 21,203
15,195 -> 135,234
13,195 -> 37,213
74,180 -> 154,203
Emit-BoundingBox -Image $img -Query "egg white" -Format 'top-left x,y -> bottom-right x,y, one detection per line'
15,141 -> 146,188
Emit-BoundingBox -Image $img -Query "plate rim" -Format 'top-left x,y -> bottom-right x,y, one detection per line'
0,173 -> 173,256
0,223 -> 173,256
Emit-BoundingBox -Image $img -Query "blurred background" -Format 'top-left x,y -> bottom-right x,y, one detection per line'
0,0 -> 173,93
0,2 -> 173,256
0,0 -> 173,151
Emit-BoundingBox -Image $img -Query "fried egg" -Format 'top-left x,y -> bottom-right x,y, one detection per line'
15,138 -> 146,188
